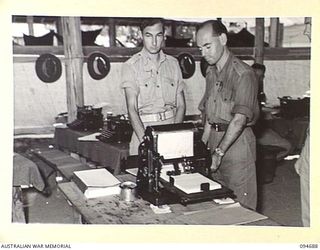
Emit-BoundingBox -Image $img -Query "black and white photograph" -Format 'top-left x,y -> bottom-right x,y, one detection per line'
1,0 -> 319,246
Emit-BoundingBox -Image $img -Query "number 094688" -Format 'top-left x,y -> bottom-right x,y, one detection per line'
300,244 -> 318,248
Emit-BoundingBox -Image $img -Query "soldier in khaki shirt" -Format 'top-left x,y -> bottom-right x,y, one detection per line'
197,20 -> 259,210
121,18 -> 186,155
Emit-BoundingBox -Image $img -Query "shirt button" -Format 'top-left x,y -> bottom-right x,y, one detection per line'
224,98 -> 227,101
213,100 -> 216,103
244,192 -> 247,196
145,84 -> 148,87
171,83 -> 174,86
157,85 -> 160,88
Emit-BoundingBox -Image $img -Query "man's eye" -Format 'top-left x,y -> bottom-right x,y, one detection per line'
206,45 -> 211,49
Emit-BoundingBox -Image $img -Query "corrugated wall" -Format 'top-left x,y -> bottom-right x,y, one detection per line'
13,59 -> 309,134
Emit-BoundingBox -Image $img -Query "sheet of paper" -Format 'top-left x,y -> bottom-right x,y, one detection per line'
175,202 -> 268,225
78,132 -> 101,141
125,168 -> 139,176
157,130 -> 193,159
171,173 -> 221,194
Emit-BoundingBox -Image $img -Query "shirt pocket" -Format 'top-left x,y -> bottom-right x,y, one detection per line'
137,75 -> 154,105
218,87 -> 234,122
161,76 -> 177,104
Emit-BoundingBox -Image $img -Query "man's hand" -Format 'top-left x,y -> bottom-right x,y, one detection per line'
201,120 -> 211,144
210,154 -> 222,172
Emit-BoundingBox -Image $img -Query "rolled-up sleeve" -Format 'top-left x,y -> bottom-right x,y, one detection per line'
232,70 -> 258,122
121,63 -> 138,94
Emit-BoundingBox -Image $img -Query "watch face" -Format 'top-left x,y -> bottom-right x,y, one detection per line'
177,53 -> 196,79
215,148 -> 224,157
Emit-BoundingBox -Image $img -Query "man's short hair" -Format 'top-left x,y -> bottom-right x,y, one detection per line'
139,18 -> 164,33
251,63 -> 266,73
197,20 -> 228,36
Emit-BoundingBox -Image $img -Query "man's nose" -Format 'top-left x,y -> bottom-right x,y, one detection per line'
152,37 -> 157,46
201,49 -> 206,57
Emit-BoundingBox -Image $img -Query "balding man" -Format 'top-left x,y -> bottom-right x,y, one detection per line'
197,20 -> 259,210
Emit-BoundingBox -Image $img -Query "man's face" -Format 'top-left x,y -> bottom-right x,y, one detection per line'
142,22 -> 164,54
196,25 -> 225,65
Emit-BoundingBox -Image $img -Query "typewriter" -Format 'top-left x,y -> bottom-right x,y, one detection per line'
96,115 -> 133,143
67,105 -> 103,131
136,122 -> 234,206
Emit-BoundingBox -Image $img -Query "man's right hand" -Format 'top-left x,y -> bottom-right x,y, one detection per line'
210,154 -> 222,172
124,88 -> 145,143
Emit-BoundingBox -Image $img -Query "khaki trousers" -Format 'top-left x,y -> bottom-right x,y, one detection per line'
209,127 -> 258,210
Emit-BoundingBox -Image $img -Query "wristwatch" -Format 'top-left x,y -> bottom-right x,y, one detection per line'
214,147 -> 225,157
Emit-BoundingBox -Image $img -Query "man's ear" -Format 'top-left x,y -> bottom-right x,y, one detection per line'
219,33 -> 228,46
138,30 -> 143,39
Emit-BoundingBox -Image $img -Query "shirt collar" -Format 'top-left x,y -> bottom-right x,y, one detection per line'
216,47 -> 230,72
207,50 -> 233,74
140,48 -> 167,71
207,51 -> 233,82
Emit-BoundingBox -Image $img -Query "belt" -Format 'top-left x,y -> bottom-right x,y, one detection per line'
140,109 -> 175,123
210,122 -> 229,132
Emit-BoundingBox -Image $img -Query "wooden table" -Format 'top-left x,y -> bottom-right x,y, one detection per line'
58,175 -> 279,226
54,127 -> 129,174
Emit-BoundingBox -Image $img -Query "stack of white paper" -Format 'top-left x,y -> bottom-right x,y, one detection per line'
73,168 -> 121,199
170,173 -> 221,194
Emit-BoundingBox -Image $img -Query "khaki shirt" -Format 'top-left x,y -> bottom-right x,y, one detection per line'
199,52 -> 259,125
121,48 -> 184,114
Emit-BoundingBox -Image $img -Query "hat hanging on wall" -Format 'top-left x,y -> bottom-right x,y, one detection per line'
35,53 -> 62,83
87,52 -> 111,80
200,57 -> 209,78
177,53 -> 195,79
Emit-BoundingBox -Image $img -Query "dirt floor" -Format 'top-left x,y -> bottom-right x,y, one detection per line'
13,137 -> 303,226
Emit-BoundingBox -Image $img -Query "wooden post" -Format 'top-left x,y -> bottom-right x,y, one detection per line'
61,16 -> 84,122
254,18 -> 265,64
171,21 -> 177,38
269,18 -> 279,47
55,18 -> 64,45
108,18 -> 116,47
27,16 -> 34,36
277,23 -> 284,47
